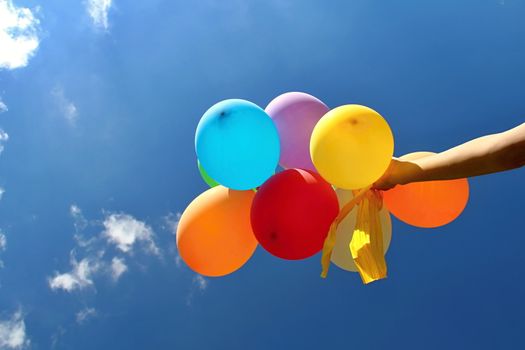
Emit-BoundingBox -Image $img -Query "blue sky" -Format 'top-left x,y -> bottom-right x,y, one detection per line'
0,0 -> 524,349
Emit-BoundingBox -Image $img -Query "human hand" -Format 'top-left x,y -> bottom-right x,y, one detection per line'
373,158 -> 422,191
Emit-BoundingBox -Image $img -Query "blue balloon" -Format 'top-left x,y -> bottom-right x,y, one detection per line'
195,99 -> 280,190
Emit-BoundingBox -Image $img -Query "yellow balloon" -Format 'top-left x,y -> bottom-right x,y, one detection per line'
310,105 -> 394,189
331,189 -> 392,272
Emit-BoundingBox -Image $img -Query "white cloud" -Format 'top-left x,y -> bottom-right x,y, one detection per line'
174,254 -> 182,269
164,212 -> 181,235
48,208 -> 161,295
86,0 -> 112,30
51,86 -> 78,126
103,214 -> 160,256
0,231 -> 5,268
193,275 -> 207,291
75,307 -> 97,325
48,254 -> 101,292
186,275 -> 209,306
0,0 -> 40,70
110,257 -> 127,281
0,309 -> 29,349
0,232 -> 6,251
0,129 -> 8,154
0,99 -> 7,113
70,204 -> 82,217
70,204 -> 88,233
50,326 -> 66,349
0,188 -> 4,200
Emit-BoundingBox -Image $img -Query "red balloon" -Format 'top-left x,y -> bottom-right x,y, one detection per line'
251,169 -> 339,260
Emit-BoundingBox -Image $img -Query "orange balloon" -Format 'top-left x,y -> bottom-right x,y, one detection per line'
176,186 -> 257,276
382,152 -> 469,228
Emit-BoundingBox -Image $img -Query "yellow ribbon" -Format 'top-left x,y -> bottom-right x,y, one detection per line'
320,186 -> 370,278
320,187 -> 388,284
350,190 -> 387,284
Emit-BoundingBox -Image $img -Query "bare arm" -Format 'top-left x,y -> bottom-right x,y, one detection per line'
374,122 -> 525,190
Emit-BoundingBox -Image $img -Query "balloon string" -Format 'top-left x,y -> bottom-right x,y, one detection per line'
350,191 -> 387,284
320,185 -> 371,278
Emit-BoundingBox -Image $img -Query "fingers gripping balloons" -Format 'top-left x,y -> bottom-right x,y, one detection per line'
265,92 -> 329,171
176,186 -> 258,277
195,99 -> 280,190
251,169 -> 339,260
383,152 -> 469,228
310,105 -> 394,190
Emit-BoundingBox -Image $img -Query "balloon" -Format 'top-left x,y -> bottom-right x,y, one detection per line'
382,152 -> 469,228
310,105 -> 394,189
331,189 -> 392,272
176,186 -> 258,277
251,169 -> 339,260
265,92 -> 329,171
195,99 -> 280,190
198,160 -> 219,188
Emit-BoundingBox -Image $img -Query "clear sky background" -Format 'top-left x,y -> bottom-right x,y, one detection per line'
0,0 -> 524,349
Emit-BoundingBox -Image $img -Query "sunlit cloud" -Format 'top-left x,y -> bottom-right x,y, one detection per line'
70,204 -> 88,234
50,326 -> 66,349
0,231 -> 6,268
164,212 -> 181,235
48,206 -> 162,294
110,257 -> 127,281
0,233 -> 5,251
103,214 -> 160,256
48,253 -> 101,292
75,307 -> 97,325
0,0 -> 40,69
0,99 -> 7,113
0,129 -> 8,154
186,275 -> 209,306
86,0 -> 112,30
51,86 -> 79,126
193,275 -> 208,291
0,309 -> 29,349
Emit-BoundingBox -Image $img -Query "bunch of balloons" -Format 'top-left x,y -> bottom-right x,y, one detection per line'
176,92 -> 469,283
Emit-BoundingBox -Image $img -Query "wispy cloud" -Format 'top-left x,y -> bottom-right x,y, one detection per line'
70,204 -> 88,234
103,214 -> 160,256
0,231 -> 6,268
193,275 -> 208,291
163,212 -> 181,235
0,99 -> 7,113
50,326 -> 66,349
164,212 -> 183,265
75,307 -> 97,325
174,254 -> 182,269
48,253 -> 101,292
48,205 -> 161,294
86,0 -> 112,30
0,232 -> 6,251
186,275 -> 209,306
51,86 -> 79,126
0,0 -> 40,70
0,309 -> 29,349
110,257 -> 127,281
0,129 -> 8,154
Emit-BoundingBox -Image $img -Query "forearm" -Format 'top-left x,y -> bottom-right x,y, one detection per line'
405,123 -> 525,183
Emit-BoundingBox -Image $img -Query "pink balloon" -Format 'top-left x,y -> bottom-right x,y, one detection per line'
265,92 -> 329,171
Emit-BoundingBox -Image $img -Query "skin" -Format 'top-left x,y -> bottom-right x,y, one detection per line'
373,122 -> 525,191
